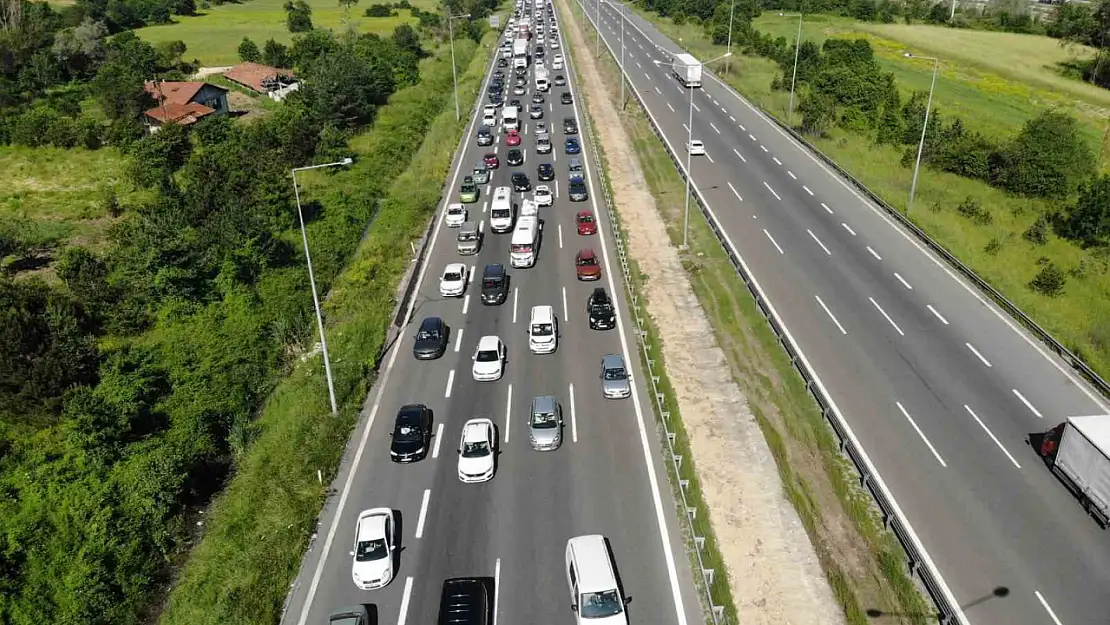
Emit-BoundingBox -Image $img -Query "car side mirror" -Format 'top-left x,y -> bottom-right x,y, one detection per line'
624,597 -> 632,605
390,545 -> 397,551
571,605 -> 578,613
457,449 -> 462,455
349,550 -> 355,556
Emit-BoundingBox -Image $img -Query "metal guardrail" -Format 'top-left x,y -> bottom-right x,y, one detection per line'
753,112 -> 1110,400
560,8 -> 729,625
573,2 -> 968,623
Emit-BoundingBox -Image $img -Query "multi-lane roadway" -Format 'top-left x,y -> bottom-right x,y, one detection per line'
281,12 -> 704,625
575,2 -> 1110,624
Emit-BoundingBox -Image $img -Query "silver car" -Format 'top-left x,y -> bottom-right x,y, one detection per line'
529,395 -> 563,450
600,354 -> 631,399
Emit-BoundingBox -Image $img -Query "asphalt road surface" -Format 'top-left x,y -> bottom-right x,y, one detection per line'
576,1 -> 1110,624
281,16 -> 704,625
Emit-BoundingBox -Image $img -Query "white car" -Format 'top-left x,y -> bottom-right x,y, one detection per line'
457,418 -> 497,483
483,108 -> 497,126
550,39 -> 560,50
472,335 -> 506,381
538,35 -> 546,45
440,263 -> 467,297
350,508 -> 395,590
686,140 -> 706,156
445,203 -> 467,227
534,185 -> 553,206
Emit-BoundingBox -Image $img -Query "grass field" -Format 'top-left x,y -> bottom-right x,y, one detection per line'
566,2 -> 930,622
627,8 -> 1110,381
137,0 -> 440,66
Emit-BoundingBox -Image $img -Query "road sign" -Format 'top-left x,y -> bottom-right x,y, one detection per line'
489,14 -> 500,28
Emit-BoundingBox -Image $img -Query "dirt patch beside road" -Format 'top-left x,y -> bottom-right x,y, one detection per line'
558,2 -> 845,624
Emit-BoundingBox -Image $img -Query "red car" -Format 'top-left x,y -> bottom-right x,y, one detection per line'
505,129 -> 521,146
483,152 -> 499,168
576,211 -> 597,235
575,248 -> 602,281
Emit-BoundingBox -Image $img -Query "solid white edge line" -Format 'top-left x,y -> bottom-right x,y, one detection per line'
291,38 -> 497,625
415,488 -> 431,538
504,383 -> 513,444
396,577 -> 415,625
869,297 -> 905,337
581,18 -> 989,608
1034,591 -> 1065,625
896,402 -> 947,467
815,295 -> 848,335
964,405 -> 1021,468
1012,389 -> 1043,418
927,304 -> 950,325
445,369 -> 455,398
560,13 -> 689,624
763,228 -> 785,255
966,342 -> 993,368
493,558 -> 502,625
432,423 -> 444,458
807,229 -> 831,256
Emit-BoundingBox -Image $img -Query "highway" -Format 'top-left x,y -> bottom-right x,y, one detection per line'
280,14 -> 705,625
574,1 -> 1110,624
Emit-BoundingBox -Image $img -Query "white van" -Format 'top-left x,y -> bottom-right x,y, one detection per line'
565,535 -> 628,625
502,106 -> 520,132
510,215 -> 539,268
528,305 -> 557,354
490,186 -> 515,233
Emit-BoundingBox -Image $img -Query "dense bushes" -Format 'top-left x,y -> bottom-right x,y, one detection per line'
0,25 -> 425,625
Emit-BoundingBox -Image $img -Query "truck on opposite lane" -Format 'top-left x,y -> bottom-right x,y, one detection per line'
1039,415 -> 1110,527
672,53 -> 702,88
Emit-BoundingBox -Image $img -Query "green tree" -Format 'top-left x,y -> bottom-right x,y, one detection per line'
127,122 -> 193,189
302,48 -> 394,126
799,91 -> 837,135
263,38 -> 292,68
392,23 -> 422,57
993,111 -> 1094,198
155,39 -> 188,69
238,37 -> 261,62
285,0 -> 314,32
90,59 -> 151,120
51,18 -> 108,80
1061,174 -> 1110,246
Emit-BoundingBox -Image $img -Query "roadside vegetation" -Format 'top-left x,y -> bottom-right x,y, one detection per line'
567,0 -> 932,622
0,0 -> 498,623
627,0 -> 1110,381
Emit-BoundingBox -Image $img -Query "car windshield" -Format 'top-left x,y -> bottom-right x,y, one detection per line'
476,349 -> 499,362
604,366 -> 627,381
579,256 -> 597,266
532,410 -> 558,429
462,440 -> 490,458
483,277 -> 502,288
356,537 -> 388,561
580,590 -> 623,619
444,271 -> 462,281
532,322 -> 553,335
580,214 -> 594,223
462,184 -> 476,192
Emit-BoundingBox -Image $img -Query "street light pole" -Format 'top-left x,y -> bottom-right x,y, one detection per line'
724,0 -> 736,76
675,51 -> 731,249
778,12 -> 804,122
949,0 -> 957,21
291,157 -> 354,415
904,52 -> 939,214
447,12 -> 472,122
595,0 -> 601,56
617,0 -> 640,109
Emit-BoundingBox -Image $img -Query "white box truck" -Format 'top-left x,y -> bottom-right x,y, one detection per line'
672,53 -> 702,88
513,38 -> 529,69
1040,415 -> 1110,527
534,65 -> 550,91
509,214 -> 539,268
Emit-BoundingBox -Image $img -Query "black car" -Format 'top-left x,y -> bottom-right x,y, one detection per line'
488,82 -> 503,94
563,117 -> 578,134
568,175 -> 588,201
413,316 -> 449,360
511,172 -> 532,192
560,91 -> 573,105
532,92 -> 545,104
555,74 -> 566,86
476,127 -> 493,146
587,287 -> 616,330
437,578 -> 489,625
329,605 -> 373,625
514,65 -> 528,76
489,92 -> 503,106
564,137 -> 580,154
390,404 -> 433,463
506,148 -> 524,166
481,264 -> 509,305
537,162 -> 555,181
497,57 -> 508,68
509,98 -> 522,109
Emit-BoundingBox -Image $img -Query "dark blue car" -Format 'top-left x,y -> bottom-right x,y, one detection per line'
564,137 -> 581,155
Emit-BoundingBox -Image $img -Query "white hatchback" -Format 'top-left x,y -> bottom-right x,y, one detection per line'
686,140 -> 706,156
534,185 -> 553,206
350,508 -> 395,590
439,263 -> 467,297
457,418 -> 496,483
445,203 -> 467,227
471,335 -> 506,381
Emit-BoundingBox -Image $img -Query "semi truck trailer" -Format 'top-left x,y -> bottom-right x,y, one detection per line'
1040,415 -> 1110,527
672,53 -> 702,88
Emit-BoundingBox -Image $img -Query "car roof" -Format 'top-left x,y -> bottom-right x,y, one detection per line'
356,510 -> 387,541
477,335 -> 501,350
444,263 -> 466,273
577,210 -> 593,218
566,535 -> 619,592
462,419 -> 492,442
591,287 -> 609,299
602,353 -> 625,368
532,394 -> 557,413
460,221 -> 478,232
482,263 -> 505,276
578,248 -> 596,258
438,578 -> 487,625
418,317 -> 443,331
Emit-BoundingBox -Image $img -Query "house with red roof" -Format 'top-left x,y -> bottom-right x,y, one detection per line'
223,62 -> 299,101
142,80 -> 230,133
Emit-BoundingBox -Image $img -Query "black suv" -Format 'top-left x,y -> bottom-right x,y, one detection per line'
437,578 -> 489,625
563,117 -> 577,134
511,172 -> 532,192
413,316 -> 449,360
537,162 -> 555,181
506,148 -> 524,166
390,404 -> 432,463
480,264 -> 509,305
497,57 -> 508,68
587,287 -> 616,330
476,127 -> 493,146
560,91 -> 573,105
568,174 -> 588,201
